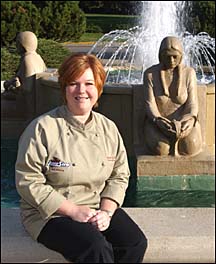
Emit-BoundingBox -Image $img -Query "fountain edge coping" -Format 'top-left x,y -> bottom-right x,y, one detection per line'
1,207 -> 215,263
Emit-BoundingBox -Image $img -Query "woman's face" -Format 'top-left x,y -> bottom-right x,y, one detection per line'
65,68 -> 98,116
161,49 -> 182,69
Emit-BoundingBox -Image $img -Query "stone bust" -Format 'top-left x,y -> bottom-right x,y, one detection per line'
143,36 -> 202,156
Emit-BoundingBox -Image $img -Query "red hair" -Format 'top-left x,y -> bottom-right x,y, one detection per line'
58,53 -> 106,105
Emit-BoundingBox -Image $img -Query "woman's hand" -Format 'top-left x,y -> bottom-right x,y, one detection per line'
68,205 -> 97,222
57,200 -> 96,222
88,210 -> 111,231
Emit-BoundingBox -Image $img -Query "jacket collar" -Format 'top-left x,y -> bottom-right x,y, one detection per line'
59,105 -> 94,130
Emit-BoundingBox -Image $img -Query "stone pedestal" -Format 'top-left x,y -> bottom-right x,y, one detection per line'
135,147 -> 215,176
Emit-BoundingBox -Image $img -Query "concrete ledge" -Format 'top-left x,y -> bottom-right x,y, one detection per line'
1,207 -> 215,263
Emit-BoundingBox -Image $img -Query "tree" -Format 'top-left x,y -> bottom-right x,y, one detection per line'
1,1 -> 41,46
186,1 -> 215,37
39,1 -> 86,41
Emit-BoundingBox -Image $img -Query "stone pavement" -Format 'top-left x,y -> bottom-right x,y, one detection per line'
1,207 -> 215,263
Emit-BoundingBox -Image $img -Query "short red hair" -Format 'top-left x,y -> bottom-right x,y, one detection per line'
58,53 -> 106,105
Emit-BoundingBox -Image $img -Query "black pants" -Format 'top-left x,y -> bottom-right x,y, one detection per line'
37,208 -> 147,263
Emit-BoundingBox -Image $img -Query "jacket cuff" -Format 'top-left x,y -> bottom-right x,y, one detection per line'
100,186 -> 126,207
37,190 -> 66,220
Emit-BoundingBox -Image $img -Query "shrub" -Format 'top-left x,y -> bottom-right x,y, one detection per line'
37,39 -> 71,68
39,1 -> 86,41
1,47 -> 20,80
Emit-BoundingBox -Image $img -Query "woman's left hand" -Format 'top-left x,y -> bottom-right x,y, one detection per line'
87,210 -> 111,231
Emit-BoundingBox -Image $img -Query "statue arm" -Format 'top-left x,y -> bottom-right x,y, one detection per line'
179,68 -> 199,138
181,68 -> 199,121
3,76 -> 21,91
16,56 -> 37,92
143,71 -> 161,121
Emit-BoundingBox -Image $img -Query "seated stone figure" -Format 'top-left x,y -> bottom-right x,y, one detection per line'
143,36 -> 202,156
3,31 -> 47,98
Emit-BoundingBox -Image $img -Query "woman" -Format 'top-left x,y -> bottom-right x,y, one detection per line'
143,36 -> 202,156
15,53 -> 147,263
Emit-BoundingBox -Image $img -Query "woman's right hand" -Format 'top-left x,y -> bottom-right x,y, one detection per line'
57,200 -> 96,222
68,205 -> 97,222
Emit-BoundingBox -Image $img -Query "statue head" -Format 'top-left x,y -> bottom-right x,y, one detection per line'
16,31 -> 38,54
159,36 -> 183,69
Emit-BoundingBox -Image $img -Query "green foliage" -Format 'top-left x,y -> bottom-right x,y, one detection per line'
77,33 -> 104,42
86,23 -> 103,33
1,47 -> 20,80
1,1 -> 87,46
1,1 -> 41,46
81,1 -> 215,37
1,39 -> 71,80
37,39 -> 71,68
1,0 -> 215,47
191,1 -> 215,37
184,1 -> 215,37
39,1 -> 86,41
79,1 -> 143,15
86,14 -> 138,33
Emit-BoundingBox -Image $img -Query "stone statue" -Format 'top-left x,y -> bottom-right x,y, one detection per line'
143,36 -> 202,156
2,31 -> 49,118
3,31 -> 47,97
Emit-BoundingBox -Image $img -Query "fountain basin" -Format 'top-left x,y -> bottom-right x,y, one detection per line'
1,74 -> 215,156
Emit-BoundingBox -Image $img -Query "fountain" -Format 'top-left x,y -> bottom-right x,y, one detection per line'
88,1 -> 215,85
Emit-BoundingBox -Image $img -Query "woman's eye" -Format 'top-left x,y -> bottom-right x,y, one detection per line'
86,82 -> 94,86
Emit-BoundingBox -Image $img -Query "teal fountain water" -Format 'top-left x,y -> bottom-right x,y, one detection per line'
88,1 -> 215,84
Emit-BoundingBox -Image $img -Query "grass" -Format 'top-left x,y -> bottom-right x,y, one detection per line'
69,33 -> 104,43
85,13 -> 139,34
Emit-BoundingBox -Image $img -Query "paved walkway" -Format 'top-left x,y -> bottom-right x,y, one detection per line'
1,207 -> 215,263
63,43 -> 94,54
